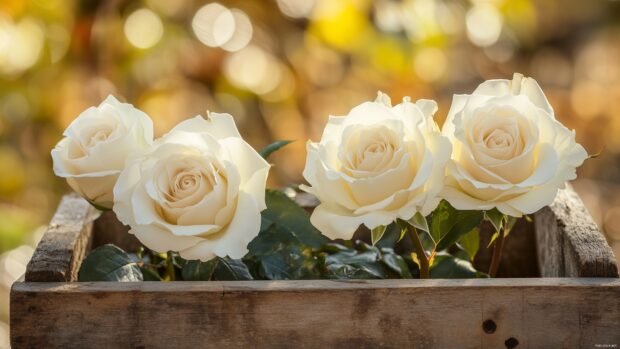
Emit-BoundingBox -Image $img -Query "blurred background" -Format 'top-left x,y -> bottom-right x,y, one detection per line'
0,0 -> 619,344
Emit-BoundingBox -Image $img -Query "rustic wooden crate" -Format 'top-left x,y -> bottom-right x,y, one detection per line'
10,186 -> 620,348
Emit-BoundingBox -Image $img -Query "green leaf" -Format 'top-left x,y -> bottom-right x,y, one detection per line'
371,225 -> 387,245
170,252 -> 186,269
408,212 -> 429,233
380,249 -> 412,278
259,140 -> 293,159
259,252 -> 296,279
429,200 -> 452,243
435,209 -> 484,251
140,266 -> 163,281
418,229 -> 437,252
375,223 -> 406,248
324,263 -> 384,279
260,189 -> 328,248
320,242 -> 351,253
212,257 -> 253,280
182,258 -> 218,281
485,208 -> 505,232
247,222 -> 300,257
458,228 -> 480,262
258,245 -> 319,280
487,231 -> 500,248
323,245 -> 388,279
401,215 -> 436,250
246,191 -> 328,280
78,244 -> 143,282
430,252 -> 488,279
504,216 -> 518,237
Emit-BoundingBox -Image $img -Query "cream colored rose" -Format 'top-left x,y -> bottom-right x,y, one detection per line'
441,73 -> 588,216
51,95 -> 153,209
301,92 -> 451,240
113,113 -> 270,261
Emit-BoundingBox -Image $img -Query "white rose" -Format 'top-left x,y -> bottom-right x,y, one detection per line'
301,92 -> 452,240
441,73 -> 588,216
51,95 -> 154,209
113,113 -> 270,261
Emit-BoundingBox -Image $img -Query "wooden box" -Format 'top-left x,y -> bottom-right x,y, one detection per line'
10,187 -> 620,348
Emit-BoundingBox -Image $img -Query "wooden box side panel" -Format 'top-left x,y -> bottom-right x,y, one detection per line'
10,279 -> 620,349
24,194 -> 97,282
535,186 -> 619,277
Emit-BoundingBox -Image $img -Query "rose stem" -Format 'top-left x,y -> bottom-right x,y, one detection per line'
399,220 -> 430,279
166,252 -> 176,281
488,223 -> 506,278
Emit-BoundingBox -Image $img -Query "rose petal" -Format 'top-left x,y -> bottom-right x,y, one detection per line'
348,153 -> 414,206
179,191 -> 261,260
302,142 -> 359,210
67,174 -> 118,208
516,143 -> 559,187
218,137 -> 270,210
414,99 -> 438,118
170,113 -> 241,140
131,224 -> 204,254
310,203 -> 395,240
504,181 -> 562,215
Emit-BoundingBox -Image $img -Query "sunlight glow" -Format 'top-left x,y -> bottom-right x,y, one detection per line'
124,9 -> 164,49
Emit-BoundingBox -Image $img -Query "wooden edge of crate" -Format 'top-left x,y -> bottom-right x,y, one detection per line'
10,278 -> 620,348
10,276 -> 620,292
24,193 -> 98,282
534,185 -> 619,277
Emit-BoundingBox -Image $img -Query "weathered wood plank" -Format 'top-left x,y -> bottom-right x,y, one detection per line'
24,194 -> 98,282
10,279 -> 620,349
535,185 -> 619,277
92,210 -> 141,251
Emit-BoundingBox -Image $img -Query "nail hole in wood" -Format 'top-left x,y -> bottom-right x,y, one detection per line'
482,319 -> 496,334
505,337 -> 519,348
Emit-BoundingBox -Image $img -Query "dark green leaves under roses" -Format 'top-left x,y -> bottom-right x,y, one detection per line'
79,188 -> 496,282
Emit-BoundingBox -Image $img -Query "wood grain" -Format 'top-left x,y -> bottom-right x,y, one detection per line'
11,278 -> 620,349
24,193 -> 98,282
535,186 -> 619,277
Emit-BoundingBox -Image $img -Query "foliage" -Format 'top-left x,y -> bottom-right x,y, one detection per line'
78,190 -> 495,282
429,200 -> 484,252
78,244 -> 143,282
320,241 -> 412,279
259,140 -> 293,159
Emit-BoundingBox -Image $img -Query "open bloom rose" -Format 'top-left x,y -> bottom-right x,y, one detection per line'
301,92 -> 451,240
113,113 -> 270,260
441,73 -> 588,216
51,95 -> 153,209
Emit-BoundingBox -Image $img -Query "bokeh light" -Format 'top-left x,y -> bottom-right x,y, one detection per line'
277,0 -> 316,19
0,16 -> 44,76
466,4 -> 502,47
192,3 -> 236,48
223,45 -> 283,95
414,47 -> 447,83
124,8 -> 164,49
192,3 -> 253,52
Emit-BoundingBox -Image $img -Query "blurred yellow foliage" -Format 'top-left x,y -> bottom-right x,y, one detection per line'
1,0 -> 620,344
